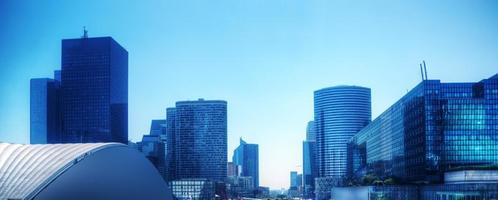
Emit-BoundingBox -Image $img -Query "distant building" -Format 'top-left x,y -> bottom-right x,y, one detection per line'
227,162 -> 239,177
226,176 -> 254,198
306,121 -> 316,141
166,107 -> 177,181
290,171 -> 298,188
170,179 -> 216,200
303,121 -> 317,199
61,36 -> 128,143
233,138 -> 259,187
171,99 -> 227,182
149,119 -> 166,136
30,77 -> 61,144
139,134 -> 167,180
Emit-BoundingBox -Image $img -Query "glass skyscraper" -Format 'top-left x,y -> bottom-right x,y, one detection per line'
303,120 -> 317,198
61,36 -> 128,143
348,74 -> 498,183
171,99 -> 227,182
30,77 -> 61,144
233,138 -> 259,188
314,86 -> 371,178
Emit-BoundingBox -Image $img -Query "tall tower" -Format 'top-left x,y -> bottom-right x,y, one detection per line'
30,77 -> 61,144
314,86 -> 371,178
233,138 -> 259,187
61,36 -> 128,143
174,99 -> 227,181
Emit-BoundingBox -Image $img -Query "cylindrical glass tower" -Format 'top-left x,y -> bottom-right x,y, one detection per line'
314,86 -> 371,178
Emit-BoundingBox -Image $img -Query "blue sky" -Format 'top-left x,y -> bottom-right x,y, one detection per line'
0,0 -> 497,189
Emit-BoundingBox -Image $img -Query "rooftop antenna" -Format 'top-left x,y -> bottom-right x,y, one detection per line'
82,26 -> 88,38
420,63 -> 425,81
423,60 -> 428,80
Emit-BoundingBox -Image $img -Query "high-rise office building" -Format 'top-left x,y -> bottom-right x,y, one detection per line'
233,138 -> 259,188
303,120 -> 317,198
306,121 -> 316,141
61,36 -> 128,143
314,86 -> 371,178
30,76 -> 61,144
348,74 -> 498,183
166,108 -> 177,181
290,171 -> 298,189
173,99 -> 227,182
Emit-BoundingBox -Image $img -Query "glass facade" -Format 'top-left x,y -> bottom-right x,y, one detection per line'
173,99 -> 227,182
303,140 -> 317,198
149,119 -> 166,136
314,86 -> 371,178
348,74 -> 498,183
233,138 -> 259,188
166,107 -> 177,181
61,37 -> 128,143
170,179 -> 215,200
30,78 -> 61,144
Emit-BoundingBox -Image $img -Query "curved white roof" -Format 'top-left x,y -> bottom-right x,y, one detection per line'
0,143 -> 122,200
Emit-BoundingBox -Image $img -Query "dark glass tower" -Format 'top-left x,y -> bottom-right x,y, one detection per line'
233,138 -> 259,187
174,99 -> 227,182
166,107 -> 177,181
30,77 -> 61,144
61,36 -> 128,143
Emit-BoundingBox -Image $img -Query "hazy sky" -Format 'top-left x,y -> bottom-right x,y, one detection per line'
1,0 -> 497,189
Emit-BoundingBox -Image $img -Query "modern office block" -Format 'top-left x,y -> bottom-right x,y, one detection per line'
348,74 -> 498,183
30,78 -> 61,144
233,138 -> 259,187
61,36 -> 128,143
314,86 -> 371,178
173,99 -> 227,182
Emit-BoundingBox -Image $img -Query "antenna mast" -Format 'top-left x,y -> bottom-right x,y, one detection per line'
423,60 -> 428,80
82,26 -> 88,38
420,63 -> 425,81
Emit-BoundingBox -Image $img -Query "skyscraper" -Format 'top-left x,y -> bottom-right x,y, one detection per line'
306,121 -> 316,141
166,107 -> 177,181
233,138 -> 260,187
30,76 -> 61,144
174,99 -> 227,182
290,171 -> 298,188
314,86 -> 371,178
302,120 -> 317,198
61,36 -> 128,143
